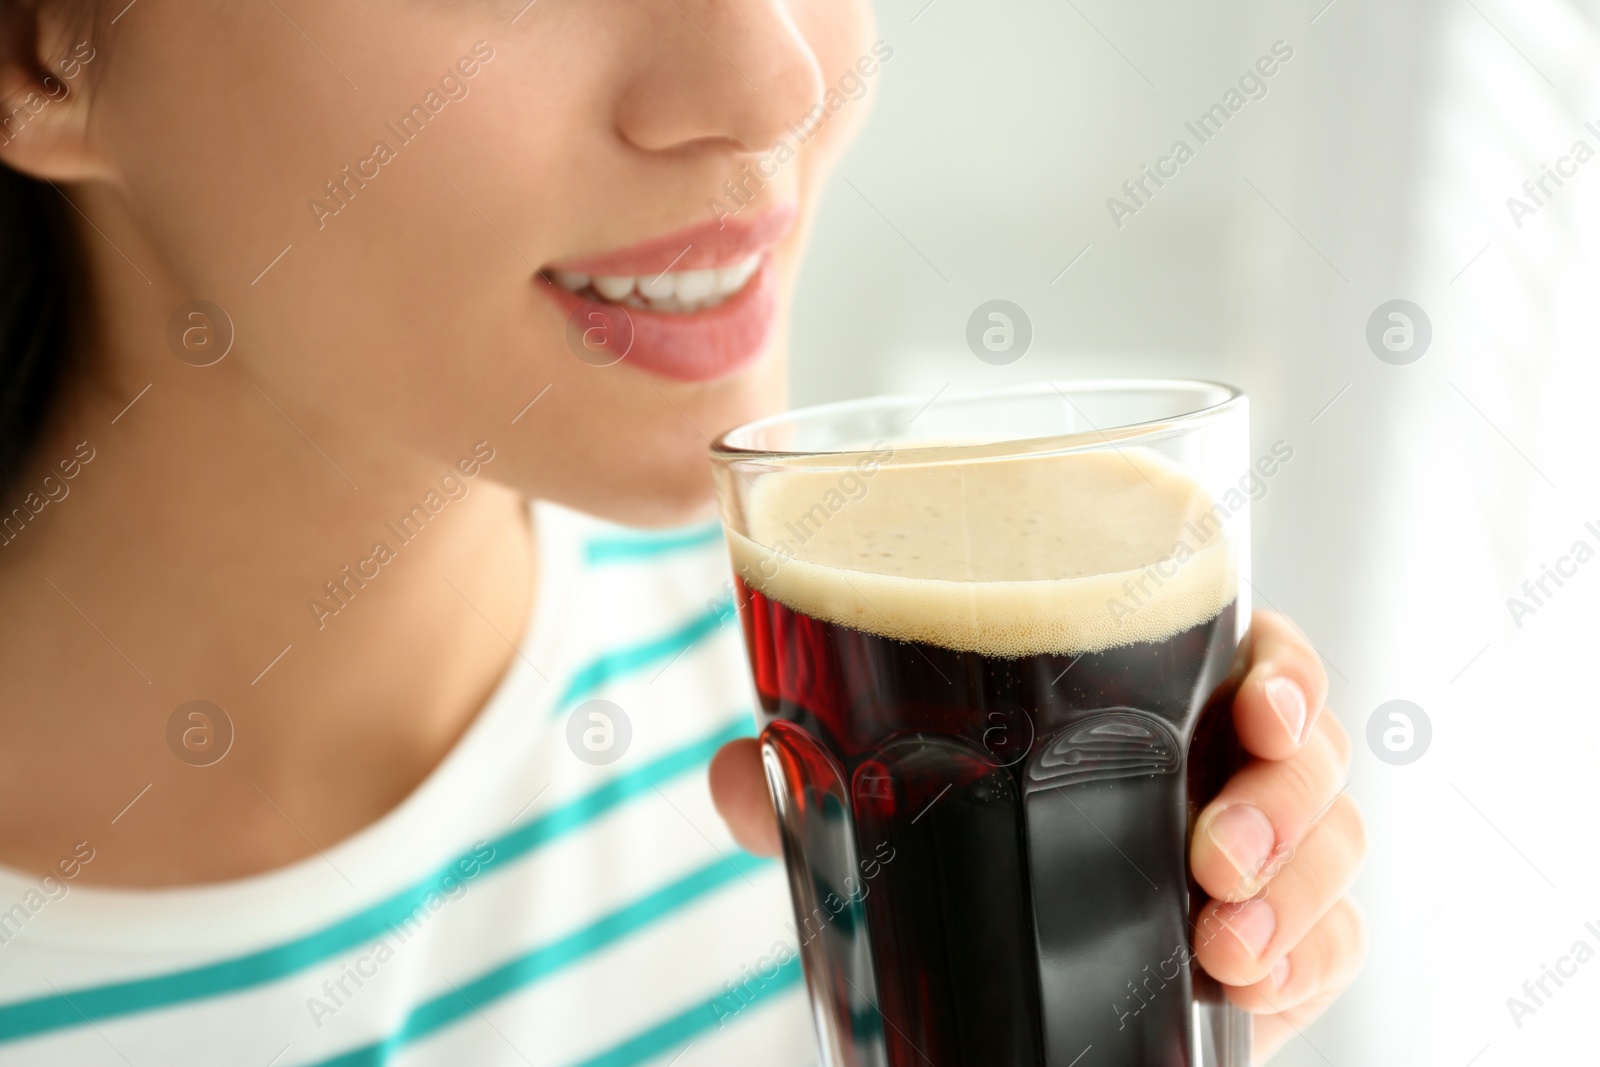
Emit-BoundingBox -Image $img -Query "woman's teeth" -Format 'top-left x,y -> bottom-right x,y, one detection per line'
548,254 -> 762,313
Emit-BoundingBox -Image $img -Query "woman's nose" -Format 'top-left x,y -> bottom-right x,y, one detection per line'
615,1 -> 826,154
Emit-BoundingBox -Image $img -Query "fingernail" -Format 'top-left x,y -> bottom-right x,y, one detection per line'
1219,898 -> 1276,960
1205,804 -> 1277,886
1264,675 -> 1307,744
1270,956 -> 1291,991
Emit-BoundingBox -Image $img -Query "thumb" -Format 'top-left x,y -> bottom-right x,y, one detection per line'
708,737 -> 781,856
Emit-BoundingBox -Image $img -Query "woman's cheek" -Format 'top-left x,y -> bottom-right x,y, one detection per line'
790,0 -> 881,168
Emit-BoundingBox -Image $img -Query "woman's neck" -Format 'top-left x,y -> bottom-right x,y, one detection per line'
0,310 -> 537,887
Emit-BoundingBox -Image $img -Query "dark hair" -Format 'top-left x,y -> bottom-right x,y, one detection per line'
0,0 -> 91,502
0,166 -> 82,502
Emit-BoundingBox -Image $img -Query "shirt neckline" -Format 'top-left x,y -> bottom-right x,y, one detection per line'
0,502 -> 583,954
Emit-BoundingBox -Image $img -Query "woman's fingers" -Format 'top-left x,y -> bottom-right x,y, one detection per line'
1192,792 -> 1366,988
1252,986 -> 1349,1065
1191,711 -> 1352,902
1225,894 -> 1368,1017
1247,897 -> 1368,1061
1193,608 -> 1366,1050
708,737 -> 781,856
1234,611 -> 1331,761
1192,799 -> 1365,990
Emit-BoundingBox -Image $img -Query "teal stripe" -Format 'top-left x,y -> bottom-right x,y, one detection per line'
566,957 -> 803,1067
0,716 -> 755,1045
303,853 -> 776,1067
583,524 -> 724,566
555,598 -> 735,716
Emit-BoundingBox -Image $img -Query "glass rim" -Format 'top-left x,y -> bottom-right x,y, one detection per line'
710,378 -> 1246,462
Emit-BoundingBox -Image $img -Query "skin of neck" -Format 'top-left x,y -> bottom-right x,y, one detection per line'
0,184 -> 537,887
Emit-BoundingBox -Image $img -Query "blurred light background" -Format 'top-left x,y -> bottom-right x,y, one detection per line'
790,0 -> 1600,1063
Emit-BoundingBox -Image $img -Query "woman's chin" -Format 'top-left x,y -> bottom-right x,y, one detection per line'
562,478 -> 722,530
524,350 -> 786,529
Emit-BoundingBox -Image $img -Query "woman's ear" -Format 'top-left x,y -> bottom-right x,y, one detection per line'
0,2 -> 107,182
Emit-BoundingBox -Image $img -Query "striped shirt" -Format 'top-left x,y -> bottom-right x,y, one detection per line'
0,505 -> 813,1066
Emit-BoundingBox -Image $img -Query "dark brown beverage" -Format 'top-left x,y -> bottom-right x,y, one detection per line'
728,449 -> 1249,1067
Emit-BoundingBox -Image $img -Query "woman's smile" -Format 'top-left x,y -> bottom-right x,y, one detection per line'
536,203 -> 796,381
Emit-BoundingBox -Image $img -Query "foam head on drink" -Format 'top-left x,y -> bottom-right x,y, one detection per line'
727,448 -> 1249,1067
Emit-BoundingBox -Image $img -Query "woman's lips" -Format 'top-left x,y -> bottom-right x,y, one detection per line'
537,259 -> 777,383
535,205 -> 794,383
547,205 -> 796,275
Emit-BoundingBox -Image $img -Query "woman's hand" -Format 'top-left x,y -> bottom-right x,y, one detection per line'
1184,610 -> 1367,1060
708,609 -> 1367,1063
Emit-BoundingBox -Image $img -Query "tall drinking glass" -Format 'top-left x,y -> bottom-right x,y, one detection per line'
710,381 -> 1254,1067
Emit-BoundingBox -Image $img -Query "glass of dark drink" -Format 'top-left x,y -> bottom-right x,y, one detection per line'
710,381 -> 1254,1067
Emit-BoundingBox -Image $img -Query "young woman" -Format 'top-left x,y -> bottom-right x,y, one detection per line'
0,1 -> 1365,1063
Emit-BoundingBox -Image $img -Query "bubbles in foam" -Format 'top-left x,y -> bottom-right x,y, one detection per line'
728,448 -> 1238,657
